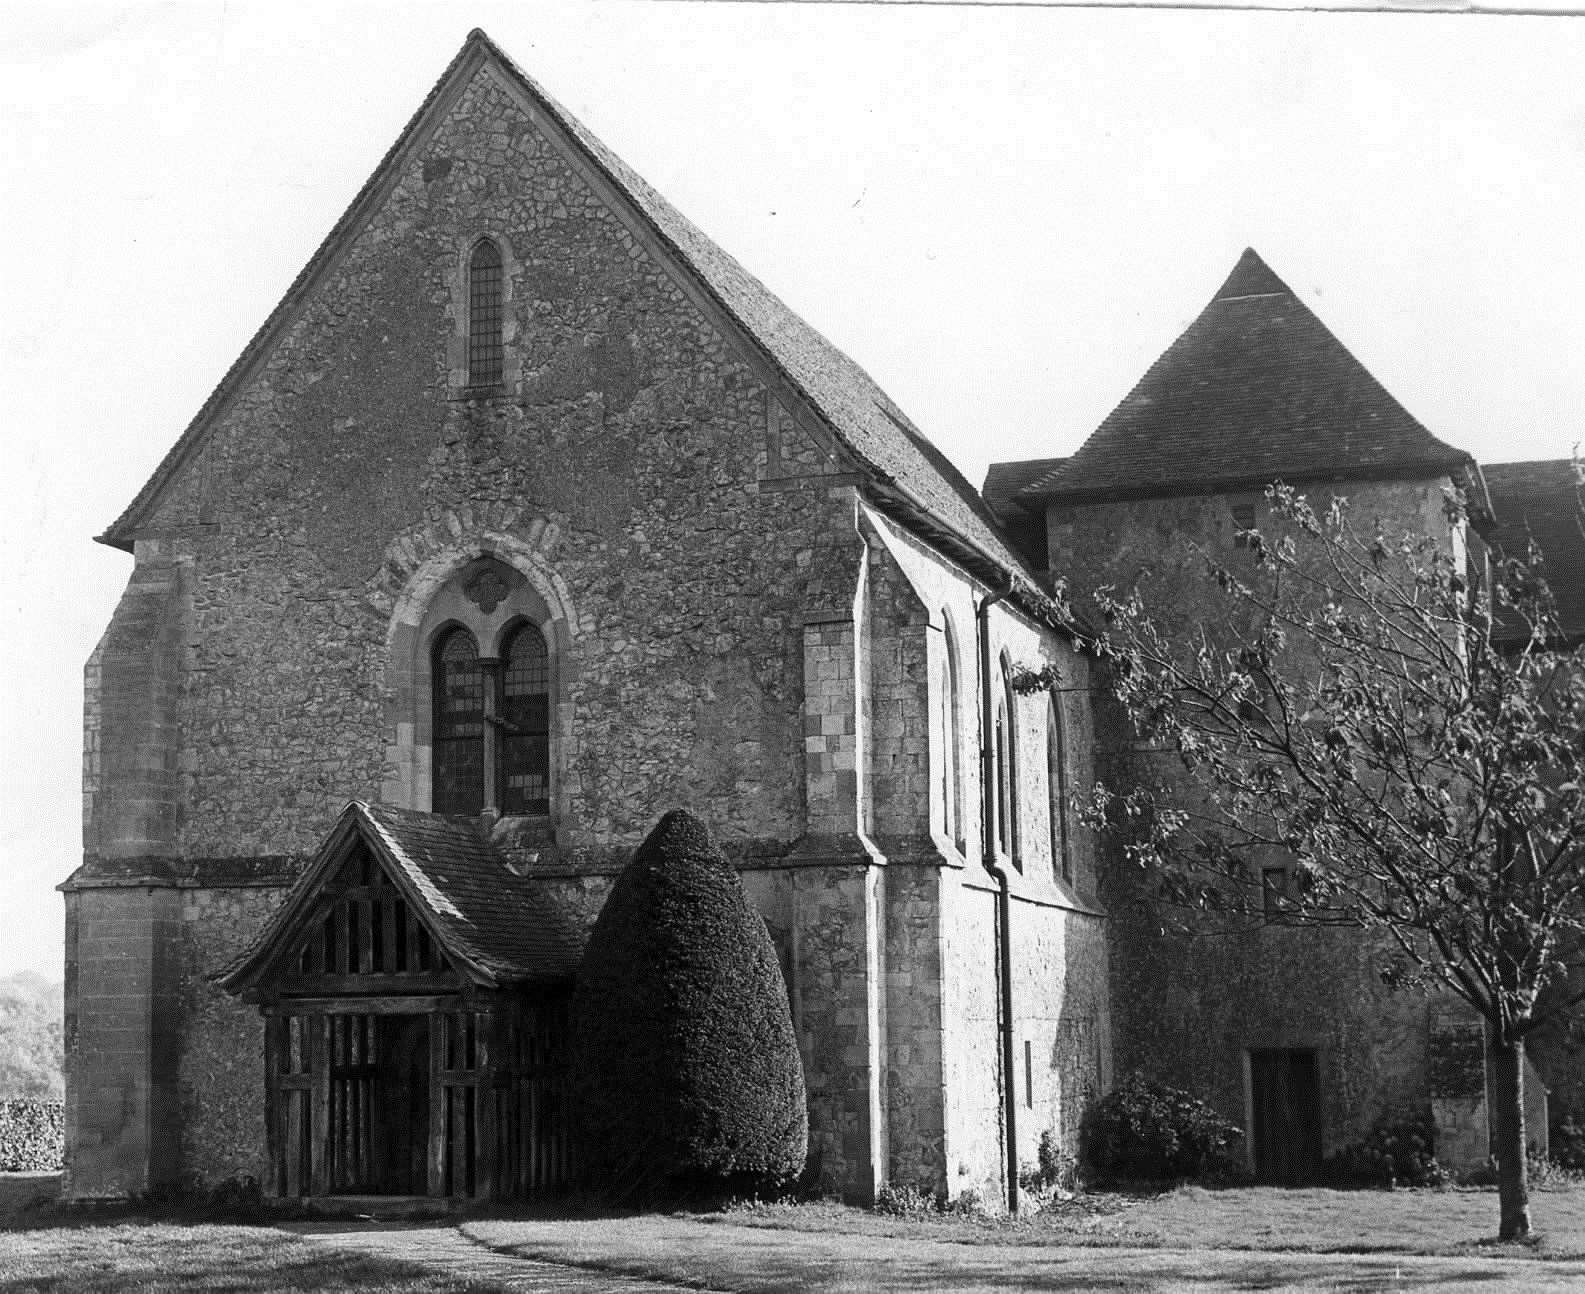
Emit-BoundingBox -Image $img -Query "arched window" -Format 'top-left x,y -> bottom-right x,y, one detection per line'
433,628 -> 485,815
1047,694 -> 1070,883
996,664 -> 1019,868
501,623 -> 550,815
429,616 -> 558,819
939,621 -> 965,852
467,239 -> 503,387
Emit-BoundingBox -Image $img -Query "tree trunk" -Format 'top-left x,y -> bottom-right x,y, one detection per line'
1489,1036 -> 1531,1241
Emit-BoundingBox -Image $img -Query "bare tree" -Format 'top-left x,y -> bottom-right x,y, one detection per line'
1086,483 -> 1585,1240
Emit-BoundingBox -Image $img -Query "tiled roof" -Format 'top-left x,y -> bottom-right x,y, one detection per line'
983,458 -> 1066,519
1483,459 -> 1585,640
215,801 -> 582,992
981,457 -> 1064,567
1020,249 -> 1471,504
99,31 -> 1055,622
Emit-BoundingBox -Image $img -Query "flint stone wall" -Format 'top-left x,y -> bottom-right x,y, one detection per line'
175,884 -> 285,1187
1061,477 -> 1476,1158
113,64 -> 869,868
75,60 -> 1107,1205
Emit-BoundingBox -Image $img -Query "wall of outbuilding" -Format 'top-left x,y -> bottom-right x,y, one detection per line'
1054,476 -> 1484,1165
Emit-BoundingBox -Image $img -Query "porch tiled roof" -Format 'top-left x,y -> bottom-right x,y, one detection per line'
362,802 -> 584,983
214,801 -> 583,992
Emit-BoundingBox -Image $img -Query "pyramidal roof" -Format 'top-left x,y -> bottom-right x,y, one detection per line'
100,30 -> 1055,620
1020,249 -> 1472,504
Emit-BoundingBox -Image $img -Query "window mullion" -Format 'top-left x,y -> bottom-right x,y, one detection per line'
480,657 -> 502,816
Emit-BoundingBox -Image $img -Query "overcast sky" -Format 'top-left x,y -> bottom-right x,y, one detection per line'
1,0 -> 1581,977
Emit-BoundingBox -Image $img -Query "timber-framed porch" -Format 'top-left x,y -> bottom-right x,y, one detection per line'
216,801 -> 581,1203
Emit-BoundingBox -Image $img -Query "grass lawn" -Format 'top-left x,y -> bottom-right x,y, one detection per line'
9,1181 -> 1585,1292
1080,1183 -> 1585,1257
0,1220 -> 508,1293
464,1191 -> 1585,1293
695,1185 -> 1585,1258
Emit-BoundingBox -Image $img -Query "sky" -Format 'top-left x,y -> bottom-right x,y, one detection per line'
0,0 -> 1581,978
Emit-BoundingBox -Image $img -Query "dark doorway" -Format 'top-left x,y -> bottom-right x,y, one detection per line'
1250,1048 -> 1323,1185
324,1013 -> 433,1195
378,1015 -> 430,1194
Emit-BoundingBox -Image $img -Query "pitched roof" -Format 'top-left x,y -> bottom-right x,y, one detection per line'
981,457 -> 1064,568
983,458 -> 1066,521
99,30 -> 1055,622
215,800 -> 582,993
1483,459 -> 1585,640
1019,249 -> 1472,505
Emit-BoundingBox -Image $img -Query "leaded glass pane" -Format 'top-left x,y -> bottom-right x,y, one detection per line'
468,240 -> 503,387
501,623 -> 550,815
434,629 -> 484,815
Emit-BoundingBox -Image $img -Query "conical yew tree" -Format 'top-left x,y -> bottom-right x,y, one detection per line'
570,809 -> 807,1198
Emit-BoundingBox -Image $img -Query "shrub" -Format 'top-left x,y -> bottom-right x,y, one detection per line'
1080,1073 -> 1244,1182
1020,1128 -> 1081,1202
1552,1115 -> 1585,1173
1324,1110 -> 1449,1188
0,1099 -> 63,1172
945,1187 -> 990,1217
571,809 -> 808,1201
1526,1151 -> 1585,1189
874,1182 -> 937,1216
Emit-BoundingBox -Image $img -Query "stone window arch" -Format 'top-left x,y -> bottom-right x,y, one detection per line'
938,612 -> 966,853
446,235 -> 519,395
410,555 -> 562,821
996,653 -> 1020,869
1047,693 -> 1070,883
467,237 -> 504,388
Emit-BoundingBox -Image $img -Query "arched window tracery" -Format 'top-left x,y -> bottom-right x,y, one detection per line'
419,556 -> 558,820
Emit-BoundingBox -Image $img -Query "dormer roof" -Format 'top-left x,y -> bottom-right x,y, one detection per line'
1018,249 -> 1472,506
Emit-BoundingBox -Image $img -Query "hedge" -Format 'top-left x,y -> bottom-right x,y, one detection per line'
0,1099 -> 63,1172
571,809 -> 807,1200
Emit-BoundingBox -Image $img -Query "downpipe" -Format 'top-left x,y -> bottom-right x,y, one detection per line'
978,579 -> 1019,1214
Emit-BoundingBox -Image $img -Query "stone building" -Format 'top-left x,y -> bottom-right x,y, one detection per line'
988,248 -> 1565,1180
71,28 -> 1579,1206
65,30 -> 1109,1206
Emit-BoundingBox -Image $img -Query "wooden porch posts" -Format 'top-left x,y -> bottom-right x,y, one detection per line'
262,994 -> 569,1201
